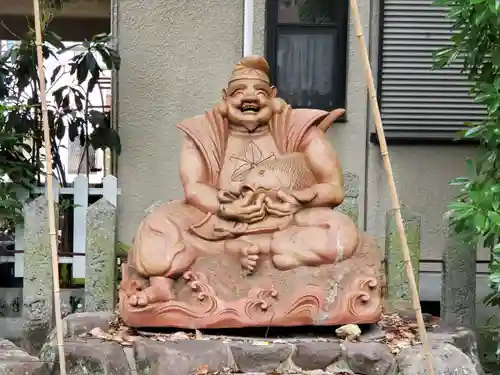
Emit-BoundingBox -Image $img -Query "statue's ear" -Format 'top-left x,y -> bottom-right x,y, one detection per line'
221,88 -> 228,101
270,86 -> 277,98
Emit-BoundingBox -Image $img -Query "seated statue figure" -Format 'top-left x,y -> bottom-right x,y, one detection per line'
119,56 -> 383,328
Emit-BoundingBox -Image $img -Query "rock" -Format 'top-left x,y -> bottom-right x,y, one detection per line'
427,328 -> 484,375
229,342 -> 292,372
135,338 -> 234,375
40,311 -> 117,360
61,312 -> 116,339
336,324 -> 362,341
43,338 -> 131,375
343,342 -> 397,375
396,343 -> 477,375
360,325 -> 385,343
0,339 -> 47,375
292,341 -> 342,370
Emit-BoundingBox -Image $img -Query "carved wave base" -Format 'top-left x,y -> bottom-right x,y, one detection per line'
119,234 -> 384,329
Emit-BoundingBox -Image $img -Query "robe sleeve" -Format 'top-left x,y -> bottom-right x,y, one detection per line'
176,109 -> 228,186
277,108 -> 330,153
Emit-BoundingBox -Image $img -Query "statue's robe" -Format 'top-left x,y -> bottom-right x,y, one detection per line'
129,106 -> 333,277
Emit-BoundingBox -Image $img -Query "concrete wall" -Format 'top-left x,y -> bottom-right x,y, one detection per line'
117,0 -> 244,242
116,0 -> 372,245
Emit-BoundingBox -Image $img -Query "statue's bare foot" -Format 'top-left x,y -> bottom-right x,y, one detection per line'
128,276 -> 176,307
241,244 -> 260,274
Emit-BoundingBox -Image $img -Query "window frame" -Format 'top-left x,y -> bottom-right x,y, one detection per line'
372,0 -> 481,146
265,0 -> 349,119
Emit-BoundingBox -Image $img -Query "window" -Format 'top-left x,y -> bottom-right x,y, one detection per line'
266,0 -> 348,113
376,0 -> 485,143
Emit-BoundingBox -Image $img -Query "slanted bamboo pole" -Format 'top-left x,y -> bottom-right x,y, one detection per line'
348,1 -> 435,375
31,1 -> 67,374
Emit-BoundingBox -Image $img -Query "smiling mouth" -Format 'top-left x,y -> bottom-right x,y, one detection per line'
240,102 -> 260,113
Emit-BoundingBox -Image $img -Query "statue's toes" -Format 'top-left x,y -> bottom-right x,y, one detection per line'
129,292 -> 148,307
128,294 -> 139,306
244,244 -> 259,256
137,292 -> 149,306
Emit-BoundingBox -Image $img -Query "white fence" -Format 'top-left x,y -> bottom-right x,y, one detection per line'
1,174 -> 120,279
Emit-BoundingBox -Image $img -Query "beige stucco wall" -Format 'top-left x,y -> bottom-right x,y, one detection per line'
116,0 -> 244,244
116,0 -> 372,245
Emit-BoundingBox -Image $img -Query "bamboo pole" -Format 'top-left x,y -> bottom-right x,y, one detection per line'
31,1 -> 67,374
348,1 -> 435,375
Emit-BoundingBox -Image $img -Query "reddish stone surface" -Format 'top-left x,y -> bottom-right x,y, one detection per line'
118,56 -> 384,328
119,230 -> 383,328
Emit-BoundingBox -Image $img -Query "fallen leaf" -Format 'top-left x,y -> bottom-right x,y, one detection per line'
196,365 -> 209,375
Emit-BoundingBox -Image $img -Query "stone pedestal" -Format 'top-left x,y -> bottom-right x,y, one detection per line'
119,233 -> 384,329
441,223 -> 476,328
385,206 -> 421,313
85,198 -> 117,312
22,196 -> 54,355
36,312 -> 484,375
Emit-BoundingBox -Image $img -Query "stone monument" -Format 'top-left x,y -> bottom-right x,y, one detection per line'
119,56 -> 384,328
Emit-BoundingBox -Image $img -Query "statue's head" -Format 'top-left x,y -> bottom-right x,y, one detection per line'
219,56 -> 282,132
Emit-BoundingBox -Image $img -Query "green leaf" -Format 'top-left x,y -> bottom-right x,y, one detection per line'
488,211 -> 500,226
50,65 -> 62,84
474,212 -> 487,233
76,58 -> 89,84
89,127 -> 121,155
84,53 -> 98,75
108,48 -> 121,70
91,33 -> 110,43
44,31 -> 65,50
89,110 -> 106,127
464,125 -> 485,138
68,118 -> 82,142
55,118 -> 65,140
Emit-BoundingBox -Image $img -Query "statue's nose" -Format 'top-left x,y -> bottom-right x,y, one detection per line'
243,92 -> 259,101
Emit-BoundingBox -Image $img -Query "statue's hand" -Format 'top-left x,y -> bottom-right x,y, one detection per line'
217,190 -> 239,204
264,190 -> 302,217
218,190 -> 267,223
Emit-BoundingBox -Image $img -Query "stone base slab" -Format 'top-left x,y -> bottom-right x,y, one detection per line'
0,339 -> 47,375
33,312 -> 485,375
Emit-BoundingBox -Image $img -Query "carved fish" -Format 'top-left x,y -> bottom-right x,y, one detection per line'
241,152 -> 316,194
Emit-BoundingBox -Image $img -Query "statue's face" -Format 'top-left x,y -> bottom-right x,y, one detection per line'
222,79 -> 277,132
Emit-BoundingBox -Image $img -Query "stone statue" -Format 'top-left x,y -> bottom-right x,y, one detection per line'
119,56 -> 383,328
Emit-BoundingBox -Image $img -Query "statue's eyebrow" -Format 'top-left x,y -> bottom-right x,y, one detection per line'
228,83 -> 245,94
254,83 -> 270,92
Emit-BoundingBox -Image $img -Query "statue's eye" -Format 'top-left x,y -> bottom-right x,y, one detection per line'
258,169 -> 265,176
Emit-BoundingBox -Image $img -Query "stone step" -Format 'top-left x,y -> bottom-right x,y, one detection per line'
0,339 -> 47,375
15,312 -> 484,375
